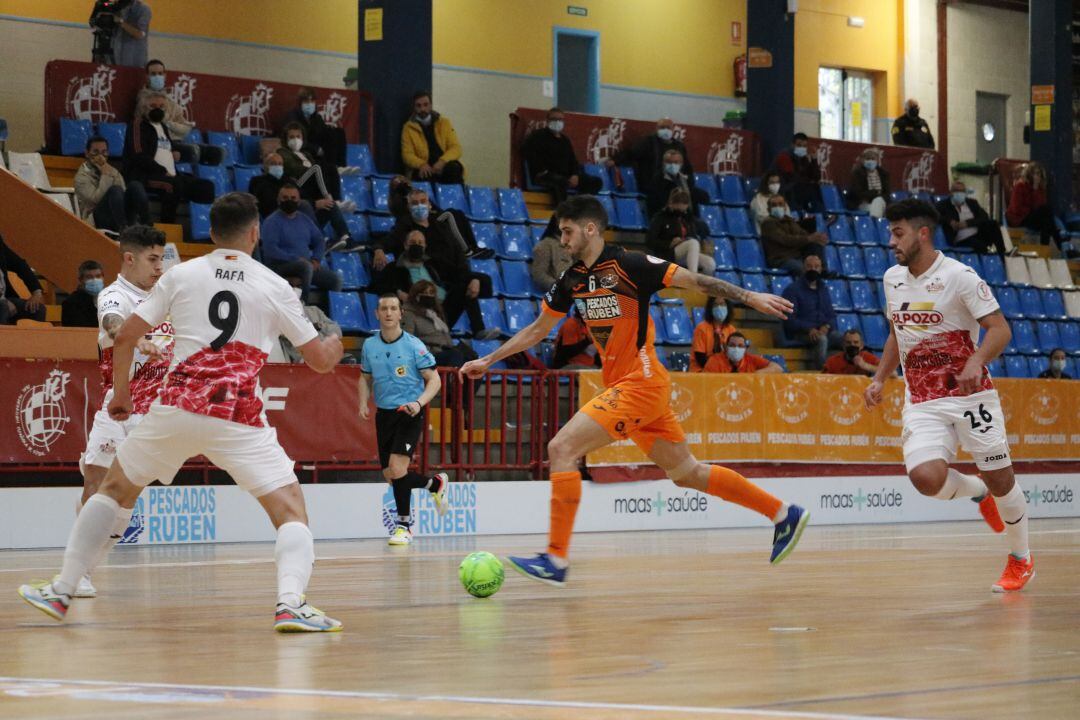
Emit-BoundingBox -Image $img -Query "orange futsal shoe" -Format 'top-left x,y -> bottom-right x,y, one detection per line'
992,554 -> 1034,593
976,494 -> 1005,533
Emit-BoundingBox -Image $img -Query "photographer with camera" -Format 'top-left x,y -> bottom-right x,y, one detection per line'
89,0 -> 150,67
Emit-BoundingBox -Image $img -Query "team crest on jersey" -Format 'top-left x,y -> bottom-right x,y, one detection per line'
925,279 -> 944,293
891,301 -> 942,330
395,365 -> 407,377
599,273 -> 617,289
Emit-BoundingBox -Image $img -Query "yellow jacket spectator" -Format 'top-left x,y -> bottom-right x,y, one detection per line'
401,91 -> 464,183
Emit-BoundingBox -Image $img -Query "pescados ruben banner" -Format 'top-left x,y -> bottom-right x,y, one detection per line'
576,371 -> 1080,465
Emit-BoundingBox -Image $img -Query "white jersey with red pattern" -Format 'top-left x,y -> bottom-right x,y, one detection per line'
133,248 -> 317,427
883,251 -> 1000,405
96,275 -> 174,414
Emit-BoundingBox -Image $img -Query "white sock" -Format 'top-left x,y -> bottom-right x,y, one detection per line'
995,483 -> 1029,558
275,522 -> 314,608
772,503 -> 790,524
56,494 -> 120,596
548,554 -> 569,570
933,469 -> 988,500
86,504 -> 135,574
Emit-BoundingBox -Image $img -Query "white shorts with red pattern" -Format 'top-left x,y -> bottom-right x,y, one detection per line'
117,405 -> 297,497
901,389 -> 1011,472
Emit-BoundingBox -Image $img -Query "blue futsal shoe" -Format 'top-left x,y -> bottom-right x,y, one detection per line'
770,505 -> 809,565
507,553 -> 568,587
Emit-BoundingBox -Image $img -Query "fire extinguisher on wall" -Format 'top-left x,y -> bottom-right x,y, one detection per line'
734,54 -> 747,97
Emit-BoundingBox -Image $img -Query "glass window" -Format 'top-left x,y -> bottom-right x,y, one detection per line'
819,68 -> 874,142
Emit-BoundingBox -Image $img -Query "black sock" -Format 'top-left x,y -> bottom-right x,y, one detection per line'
392,477 -> 413,526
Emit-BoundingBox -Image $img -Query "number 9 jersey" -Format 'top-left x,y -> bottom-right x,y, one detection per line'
132,248 -> 317,427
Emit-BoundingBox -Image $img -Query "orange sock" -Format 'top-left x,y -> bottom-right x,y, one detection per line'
706,465 -> 782,520
547,470 -> 582,558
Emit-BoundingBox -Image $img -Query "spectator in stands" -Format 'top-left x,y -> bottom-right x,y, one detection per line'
0,233 -> 46,325
401,280 -> 479,367
106,0 -> 151,68
259,182 -> 342,305
822,329 -> 879,376
134,60 -> 198,163
770,133 -> 822,213
645,149 -> 709,217
531,216 -> 572,292
124,92 -> 215,223
60,260 -> 104,328
252,151 -> 352,248
282,87 -> 347,168
620,117 -> 692,201
376,188 -> 488,273
704,332 -> 783,374
760,194 -> 828,276
278,121 -> 344,209
522,107 -> 602,203
646,189 -> 716,275
750,172 -> 782,233
847,149 -> 890,218
552,308 -> 599,370
1006,162 -> 1074,255
276,284 -> 343,363
936,180 -> 1006,256
75,135 -> 150,233
781,254 -> 842,370
891,98 -> 935,149
691,296 -> 737,372
1038,348 -> 1072,379
401,90 -> 464,184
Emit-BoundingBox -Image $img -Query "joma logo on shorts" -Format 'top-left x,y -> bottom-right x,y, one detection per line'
891,310 -> 943,326
983,453 -> 1007,463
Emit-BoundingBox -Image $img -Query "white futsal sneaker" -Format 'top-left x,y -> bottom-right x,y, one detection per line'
73,575 -> 97,598
431,472 -> 451,516
388,525 -> 413,546
274,601 -> 343,633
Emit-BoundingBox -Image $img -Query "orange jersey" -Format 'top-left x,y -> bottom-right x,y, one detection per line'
541,245 -> 677,388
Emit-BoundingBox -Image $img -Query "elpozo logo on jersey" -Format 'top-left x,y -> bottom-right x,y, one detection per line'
890,301 -> 942,330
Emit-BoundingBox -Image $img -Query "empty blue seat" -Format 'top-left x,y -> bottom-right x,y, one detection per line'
825,279 -> 853,311
205,131 -> 240,167
95,122 -> 126,158
471,222 -> 503,255
981,254 -> 1006,285
1005,354 -> 1030,378
863,246 -> 889,279
497,188 -> 529,223
499,224 -> 531,260
1012,320 -> 1039,354
232,165 -> 261,193
478,298 -> 508,336
649,305 -> 670,344
849,279 -> 880,313
853,216 -> 877,246
820,183 -> 846,214
174,161 -> 193,175
1019,288 -> 1046,319
932,226 -> 948,250
986,357 -> 1005,378
530,223 -> 549,247
741,272 -> 768,294
718,174 -> 748,206
691,306 -> 704,326
189,202 -> 211,240
582,163 -> 612,193
823,244 -> 841,274
340,175 -> 371,212
1060,321 -> 1080,355
60,117 -> 92,156
763,354 -> 788,372
1036,320 -> 1062,352
503,299 -> 538,334
616,165 -> 640,195
330,252 -> 370,290
723,207 -> 755,238
370,177 -> 391,214
238,134 -> 263,165
345,143 -> 375,175
662,305 -> 693,344
860,314 -> 889,350
715,270 -> 740,287
469,258 -> 504,295
955,253 -> 983,276
713,237 -> 736,270
500,260 -> 534,298
596,194 -> 617,224
467,186 -> 498,221
344,213 -> 370,244
194,164 -> 232,197
328,292 -> 365,333
770,274 -> 793,296
410,180 -> 433,199
997,286 -> 1023,319
435,183 -> 468,213
875,217 -> 892,246
838,245 -> 867,278
614,197 -> 647,230
693,173 -> 719,203
369,214 -> 395,234
889,190 -> 911,204
1042,290 -> 1067,320
836,313 -> 860,334
734,238 -> 765,273
700,205 -> 727,237
828,216 -> 856,245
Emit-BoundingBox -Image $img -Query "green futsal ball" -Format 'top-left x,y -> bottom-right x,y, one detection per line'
459,551 -> 505,598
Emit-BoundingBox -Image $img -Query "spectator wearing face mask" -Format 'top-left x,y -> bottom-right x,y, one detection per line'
522,107 -> 603,203
750,173 -> 783,234
61,260 -> 105,328
621,117 -> 693,200
250,151 -> 351,249
282,87 -> 347,168
401,280 -> 479,368
892,98 -> 935,149
259,182 -> 343,306
133,59 -> 199,163
645,148 -> 710,217
704,332 -> 783,374
75,135 -> 151,233
822,329 -> 880,376
760,194 -> 828,276
935,180 -> 1006,256
691,296 -> 738,372
402,90 -> 464,184
376,188 -> 490,274
646,189 -> 715,275
781,254 -> 843,370
769,132 -> 822,213
1038,348 -> 1072,379
847,149 -> 890,218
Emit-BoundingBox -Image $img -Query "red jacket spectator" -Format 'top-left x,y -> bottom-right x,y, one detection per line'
823,349 -> 880,375
1005,179 -> 1046,228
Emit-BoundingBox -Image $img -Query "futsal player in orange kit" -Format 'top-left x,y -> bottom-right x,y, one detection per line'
461,196 -> 809,585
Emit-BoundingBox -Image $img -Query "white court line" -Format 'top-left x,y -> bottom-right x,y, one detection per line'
0,676 -> 931,720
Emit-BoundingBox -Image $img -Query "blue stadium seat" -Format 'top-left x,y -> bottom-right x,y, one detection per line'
95,122 -> 126,158
499,224 -> 531,260
955,252 -> 983,276
649,306 -> 670,344
863,246 -> 889,279
478,298 -> 509,336
875,217 -> 892,246
583,163 -> 612,193
435,183 -> 469,213
744,176 -> 760,196
981,255 -> 1006,285
889,190 -> 911,204
653,295 -> 683,306
60,117 -> 92,156
500,260 -> 534,298
763,354 -> 788,372
503,299 -> 537,334
836,313 -> 860,335
825,279 -> 853,311
1042,290 -> 1067,320
345,143 -> 375,175
469,258 -> 504,295
691,306 -> 704,326
470,339 -> 506,367
932,226 -> 948,250
471,222 -> 503,255
997,286 -> 1023,319
852,216 -> 877,246
451,313 -> 470,338
360,294 -> 382,333
662,349 -> 691,373
369,214 -> 395,235
715,270 -> 740,287
849,279 -> 880,313
820,183 -> 846,214
232,165 -> 261,194
344,213 -> 370,244
530,223 -> 548,247
1004,354 -> 1030,378
718,174 -> 748,206
238,134 -> 263,165
330,252 -> 370,290
770,274 -> 793,296
723,207 -> 755,238
823,244 -> 841,274
616,166 -> 640,195
497,188 -> 529,223
370,177 -> 391,214
700,205 -> 727,237
410,180 -> 434,199
742,272 -> 768,294
174,162 -> 193,175
828,216 -> 856,245
1036,321 -> 1062,353
614,197 -> 647,231
1019,288 -> 1046,319
1011,320 -> 1039,355
693,173 -> 719,203
860,314 -> 889,350
328,292 -> 365,333
1060,321 -> 1080,355
466,186 -> 498,221
734,238 -> 765,273
340,175 -> 371,212
713,237 -> 736,270
189,202 -> 211,240
596,194 -> 617,224
838,245 -> 867,278
986,357 -> 1005,378
1029,355 -> 1050,377
194,164 -> 232,197
662,305 -> 693,344
205,131 -> 240,167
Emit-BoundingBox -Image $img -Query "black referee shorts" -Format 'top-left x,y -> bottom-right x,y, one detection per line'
375,407 -> 425,469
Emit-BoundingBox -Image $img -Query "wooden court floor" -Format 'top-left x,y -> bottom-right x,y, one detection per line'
0,519 -> 1078,720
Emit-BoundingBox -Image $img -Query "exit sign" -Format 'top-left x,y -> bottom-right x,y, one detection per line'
567,5 -> 587,16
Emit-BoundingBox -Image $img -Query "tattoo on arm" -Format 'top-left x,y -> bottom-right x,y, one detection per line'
102,314 -> 123,340
693,274 -> 752,303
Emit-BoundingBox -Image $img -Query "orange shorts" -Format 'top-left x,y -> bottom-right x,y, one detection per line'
580,381 -> 685,454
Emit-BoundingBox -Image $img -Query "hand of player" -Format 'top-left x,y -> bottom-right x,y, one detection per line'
398,401 -> 422,416
460,357 -> 492,380
745,291 -> 793,320
372,249 -> 388,271
359,402 -> 370,420
109,389 -> 133,421
864,379 -> 884,409
956,356 -> 984,396
136,337 -> 162,357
